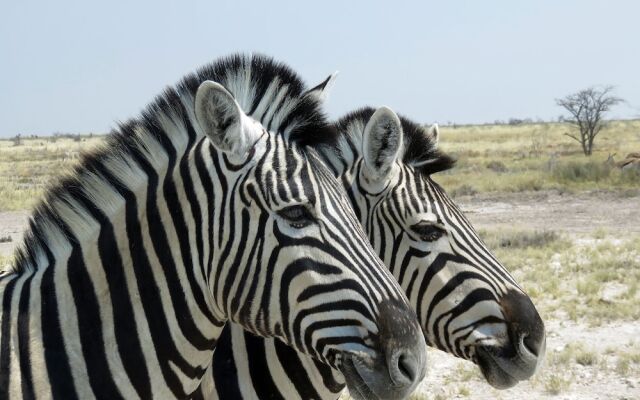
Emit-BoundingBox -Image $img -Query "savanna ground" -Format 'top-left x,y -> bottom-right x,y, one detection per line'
1,121 -> 639,399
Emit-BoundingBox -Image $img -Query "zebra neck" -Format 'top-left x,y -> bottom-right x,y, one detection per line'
0,115 -> 232,397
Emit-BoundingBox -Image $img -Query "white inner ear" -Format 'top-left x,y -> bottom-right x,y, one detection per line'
195,80 -> 260,156
428,123 -> 440,147
362,106 -> 403,182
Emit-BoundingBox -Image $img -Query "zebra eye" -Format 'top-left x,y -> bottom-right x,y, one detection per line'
277,205 -> 315,229
410,222 -> 446,242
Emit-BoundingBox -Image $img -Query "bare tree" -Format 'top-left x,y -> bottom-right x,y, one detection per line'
556,86 -> 623,156
12,134 -> 22,147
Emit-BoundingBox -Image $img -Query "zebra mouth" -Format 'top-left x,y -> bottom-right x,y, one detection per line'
475,336 -> 545,389
341,355 -> 381,400
340,352 -> 423,400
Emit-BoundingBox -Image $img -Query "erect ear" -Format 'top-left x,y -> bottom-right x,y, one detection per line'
362,106 -> 403,181
427,123 -> 440,146
302,72 -> 339,103
195,80 -> 260,156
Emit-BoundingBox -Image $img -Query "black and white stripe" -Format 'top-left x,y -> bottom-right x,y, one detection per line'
197,106 -> 546,399
0,56 -> 427,400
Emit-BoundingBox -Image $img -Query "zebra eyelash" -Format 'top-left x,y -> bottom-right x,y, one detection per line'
410,221 -> 447,242
276,204 -> 316,228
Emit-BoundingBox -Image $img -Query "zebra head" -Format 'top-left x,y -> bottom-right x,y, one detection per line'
188,57 -> 427,399
325,106 -> 546,389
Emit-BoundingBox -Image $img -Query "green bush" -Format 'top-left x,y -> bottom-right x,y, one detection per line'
485,160 -> 508,172
619,167 -> 640,184
551,161 -> 611,182
449,184 -> 478,197
481,230 -> 561,249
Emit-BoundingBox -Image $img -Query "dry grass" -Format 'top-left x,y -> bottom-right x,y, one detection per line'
476,229 -> 640,326
0,136 -> 103,211
3,120 -> 640,211
436,120 -> 640,196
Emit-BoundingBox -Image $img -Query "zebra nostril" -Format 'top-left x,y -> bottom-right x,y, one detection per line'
521,331 -> 546,358
376,300 -> 427,388
518,332 -> 531,354
394,351 -> 418,384
501,290 -> 545,358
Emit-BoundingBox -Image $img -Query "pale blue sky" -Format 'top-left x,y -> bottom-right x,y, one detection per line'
1,0 -> 639,137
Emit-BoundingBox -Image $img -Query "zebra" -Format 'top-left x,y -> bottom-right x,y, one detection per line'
0,55 -> 428,400
195,106 -> 546,399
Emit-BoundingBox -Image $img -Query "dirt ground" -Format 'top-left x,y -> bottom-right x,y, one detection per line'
419,319 -> 639,400
457,189 -> 640,234
1,190 -> 639,399
0,210 -> 28,259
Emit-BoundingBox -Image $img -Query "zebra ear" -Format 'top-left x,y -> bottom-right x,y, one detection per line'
302,72 -> 338,103
427,123 -> 439,146
195,80 -> 260,156
362,106 -> 403,181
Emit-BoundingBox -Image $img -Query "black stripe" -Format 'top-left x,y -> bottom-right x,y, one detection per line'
65,228 -> 123,399
210,326 -> 243,399
294,300 -> 374,355
275,337 -> 325,400
181,139 -> 207,282
41,245 -> 79,399
0,277 -> 18,399
438,287 -> 497,353
17,273 -> 35,400
211,149 -> 228,249
211,176 -> 242,317
416,253 -> 464,327
78,194 -> 151,399
163,162 -> 219,345
397,246 -> 430,287
193,141 -> 216,284
221,208 -> 251,312
245,332 -> 285,400
96,163 -> 199,397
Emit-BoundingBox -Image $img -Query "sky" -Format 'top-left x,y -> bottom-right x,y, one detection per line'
1,0 -> 639,137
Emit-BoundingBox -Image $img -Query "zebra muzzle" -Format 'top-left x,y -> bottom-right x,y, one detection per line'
339,299 -> 428,400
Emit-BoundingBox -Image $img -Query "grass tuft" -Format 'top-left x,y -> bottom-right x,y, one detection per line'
544,374 -> 571,395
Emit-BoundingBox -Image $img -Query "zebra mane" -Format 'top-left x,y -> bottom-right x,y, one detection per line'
333,107 -> 456,176
181,54 -> 335,146
9,54 -> 335,277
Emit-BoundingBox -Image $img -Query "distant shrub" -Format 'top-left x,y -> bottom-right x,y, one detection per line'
508,118 -> 533,126
449,184 -> 477,197
529,125 -> 550,157
485,160 -> 508,173
496,231 -> 560,249
0,235 -> 12,243
619,167 -> 640,184
12,134 -> 22,147
551,161 -> 611,182
513,176 -> 544,192
575,350 -> 598,366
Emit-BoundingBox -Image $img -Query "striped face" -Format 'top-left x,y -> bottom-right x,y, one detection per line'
194,82 -> 427,398
329,107 -> 546,388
